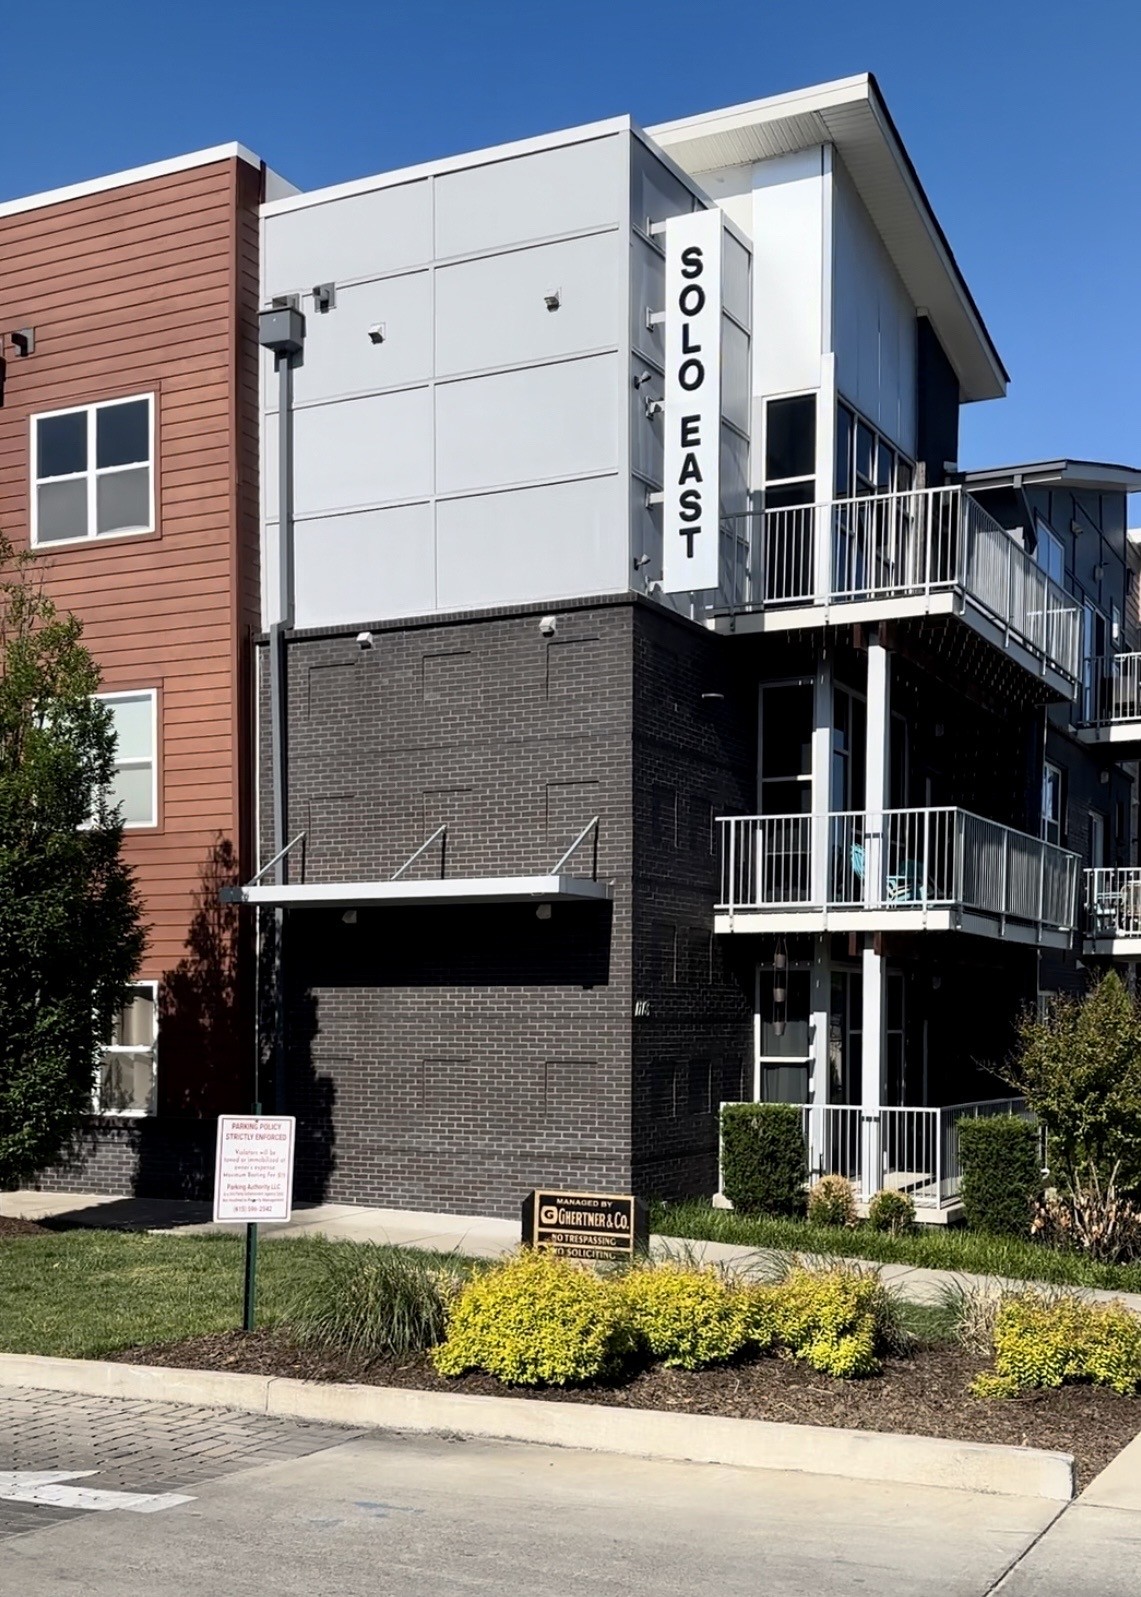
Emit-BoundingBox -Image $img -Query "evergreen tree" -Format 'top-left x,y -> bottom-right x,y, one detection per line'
0,537 -> 145,1187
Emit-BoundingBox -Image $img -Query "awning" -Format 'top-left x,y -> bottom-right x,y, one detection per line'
220,874 -> 612,909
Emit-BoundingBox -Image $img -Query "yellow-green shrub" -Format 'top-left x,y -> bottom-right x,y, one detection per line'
972,1292 -> 1141,1397
747,1268 -> 884,1378
807,1175 -> 858,1229
619,1264 -> 750,1369
430,1250 -> 634,1386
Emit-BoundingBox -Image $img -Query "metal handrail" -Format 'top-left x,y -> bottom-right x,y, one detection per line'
249,831 -> 307,885
550,816 -> 600,879
391,825 -> 447,881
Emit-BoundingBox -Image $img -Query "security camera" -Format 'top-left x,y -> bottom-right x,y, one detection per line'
356,631 -> 374,650
538,615 -> 557,637
632,371 -> 654,389
367,323 -> 386,345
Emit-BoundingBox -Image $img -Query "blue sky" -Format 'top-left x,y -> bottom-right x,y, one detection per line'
5,0 -> 1138,477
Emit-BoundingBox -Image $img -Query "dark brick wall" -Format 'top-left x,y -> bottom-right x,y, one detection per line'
262,598 -> 636,1218
629,607 -> 756,1198
30,1119 -> 214,1200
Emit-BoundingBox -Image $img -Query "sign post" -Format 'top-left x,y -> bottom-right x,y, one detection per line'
213,1114 -> 296,1331
521,1189 -> 648,1264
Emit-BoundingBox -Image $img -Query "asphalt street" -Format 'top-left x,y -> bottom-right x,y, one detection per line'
0,1388 -> 1134,1595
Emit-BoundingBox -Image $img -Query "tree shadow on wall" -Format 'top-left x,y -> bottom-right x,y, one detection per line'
259,902 -> 331,1205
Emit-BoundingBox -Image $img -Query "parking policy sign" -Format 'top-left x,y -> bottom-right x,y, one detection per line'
213,1116 -> 296,1223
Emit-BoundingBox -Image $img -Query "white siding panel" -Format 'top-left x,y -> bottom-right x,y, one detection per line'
750,148 -> 825,398
435,233 -> 620,376
264,180 -> 432,296
435,476 -> 625,610
294,504 -> 435,627
293,272 -> 431,404
832,161 -> 917,455
268,389 -> 434,520
435,356 -> 619,496
433,136 -> 624,258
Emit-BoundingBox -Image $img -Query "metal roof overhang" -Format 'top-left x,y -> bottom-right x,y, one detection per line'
646,73 -> 1007,404
220,875 -> 612,909
962,460 -> 1141,495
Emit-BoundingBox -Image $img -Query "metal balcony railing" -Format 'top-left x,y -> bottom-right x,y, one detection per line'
724,485 -> 1081,683
717,807 -> 1080,933
719,1098 -> 1035,1208
1084,867 -> 1141,937
1081,653 -> 1141,727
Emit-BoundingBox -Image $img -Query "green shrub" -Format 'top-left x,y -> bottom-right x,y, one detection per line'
745,1268 -> 885,1377
958,1117 -> 1042,1237
867,1188 -> 916,1235
619,1264 -> 749,1369
807,1174 -> 858,1229
972,1291 -> 1141,1397
286,1242 -> 457,1357
431,1250 -> 635,1386
721,1103 -> 807,1216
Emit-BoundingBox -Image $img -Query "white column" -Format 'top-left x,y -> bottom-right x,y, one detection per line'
864,631 -> 891,905
810,650 -> 833,910
861,939 -> 885,1200
861,630 -> 891,1200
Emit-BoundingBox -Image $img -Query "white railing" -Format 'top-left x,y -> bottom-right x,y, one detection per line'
1082,653 -> 1141,727
717,808 -> 1079,933
725,485 -> 1080,683
1085,866 -> 1141,937
722,1097 -> 1033,1209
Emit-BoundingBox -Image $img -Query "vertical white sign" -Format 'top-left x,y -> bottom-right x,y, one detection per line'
663,209 -> 722,594
213,1115 -> 296,1223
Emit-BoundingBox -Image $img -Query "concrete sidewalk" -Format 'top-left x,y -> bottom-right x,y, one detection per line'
5,1188 -> 1141,1313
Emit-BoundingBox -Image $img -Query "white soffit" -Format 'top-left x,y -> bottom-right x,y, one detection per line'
648,74 -> 1008,404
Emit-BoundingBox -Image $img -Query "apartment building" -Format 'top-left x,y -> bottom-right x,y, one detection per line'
213,73 -> 1136,1220
0,144 -> 293,1193
7,74 -> 1138,1215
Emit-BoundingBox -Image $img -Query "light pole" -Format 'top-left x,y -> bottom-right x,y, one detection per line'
257,302 -> 306,1115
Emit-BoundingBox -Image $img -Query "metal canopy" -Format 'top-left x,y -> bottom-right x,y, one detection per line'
220,818 -> 608,910
221,875 -> 612,909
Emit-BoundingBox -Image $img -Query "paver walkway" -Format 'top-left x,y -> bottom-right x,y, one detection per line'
5,1188 -> 1141,1313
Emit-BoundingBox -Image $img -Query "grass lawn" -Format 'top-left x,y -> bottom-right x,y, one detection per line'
653,1200 -> 1141,1294
0,1229 -> 467,1360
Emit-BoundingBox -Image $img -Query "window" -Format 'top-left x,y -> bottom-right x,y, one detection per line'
1034,516 -> 1065,586
98,690 -> 158,828
32,395 -> 154,546
765,394 -> 817,507
835,401 -> 913,500
1042,762 -> 1063,847
96,982 -> 157,1115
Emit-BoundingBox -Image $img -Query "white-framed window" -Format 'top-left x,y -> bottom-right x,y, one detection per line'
1034,516 -> 1065,586
31,393 -> 154,547
96,981 -> 157,1116
97,690 -> 158,828
1042,761 -> 1063,847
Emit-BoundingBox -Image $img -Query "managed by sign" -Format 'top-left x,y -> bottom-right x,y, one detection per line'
662,207 -> 722,595
522,1188 -> 649,1263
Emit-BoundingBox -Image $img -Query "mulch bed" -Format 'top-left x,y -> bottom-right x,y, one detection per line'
111,1331 -> 1141,1488
0,1217 -> 50,1238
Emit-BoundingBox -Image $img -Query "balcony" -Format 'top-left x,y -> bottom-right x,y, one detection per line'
716,808 -> 1079,948
720,486 -> 1081,697
1084,867 -> 1141,955
1078,654 -> 1141,753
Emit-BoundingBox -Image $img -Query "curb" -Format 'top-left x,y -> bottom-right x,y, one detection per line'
0,1353 -> 1075,1501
